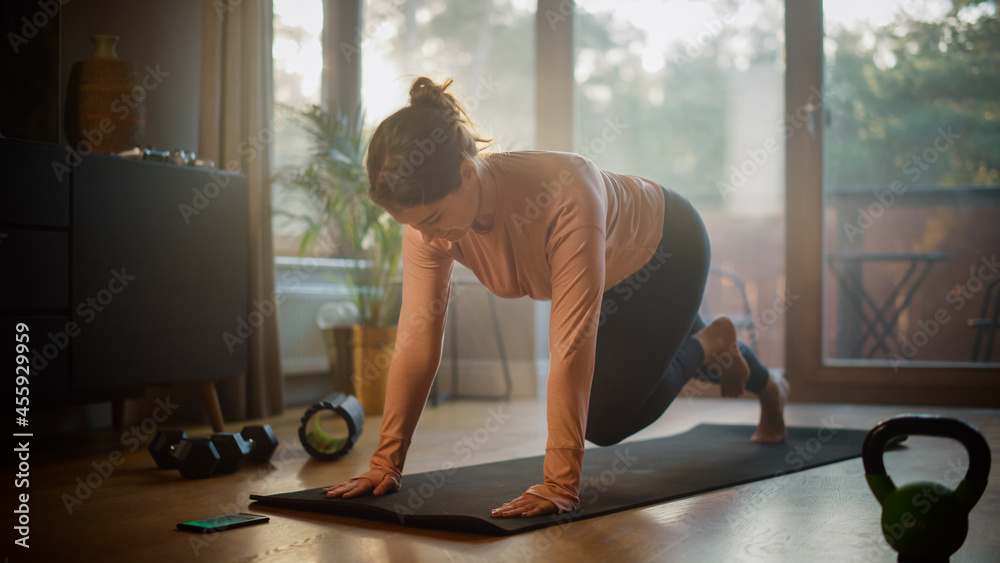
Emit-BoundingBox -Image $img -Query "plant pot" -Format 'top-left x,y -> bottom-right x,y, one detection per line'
322,326 -> 355,395
351,325 -> 397,415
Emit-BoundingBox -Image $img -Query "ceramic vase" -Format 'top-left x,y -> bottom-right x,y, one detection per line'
65,35 -> 145,153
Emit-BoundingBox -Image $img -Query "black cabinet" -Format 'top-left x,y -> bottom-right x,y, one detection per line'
1,139 -> 248,405
0,229 -> 69,311
0,140 -> 69,227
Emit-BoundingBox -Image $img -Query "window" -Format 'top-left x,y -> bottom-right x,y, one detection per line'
272,0 -> 324,257
361,0 -> 536,151
574,0 -> 787,368
270,1 -> 999,396
786,0 -> 1000,405
271,0 -> 328,376
272,0 -> 537,255
821,0 -> 1000,366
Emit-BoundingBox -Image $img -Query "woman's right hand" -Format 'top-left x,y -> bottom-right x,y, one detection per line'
323,473 -> 400,499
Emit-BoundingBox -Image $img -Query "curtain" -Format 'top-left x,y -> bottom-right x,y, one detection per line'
198,0 -> 284,419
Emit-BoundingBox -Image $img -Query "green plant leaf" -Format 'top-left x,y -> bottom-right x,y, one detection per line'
279,104 -> 404,327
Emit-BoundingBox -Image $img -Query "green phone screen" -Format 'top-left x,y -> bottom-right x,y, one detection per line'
177,513 -> 269,532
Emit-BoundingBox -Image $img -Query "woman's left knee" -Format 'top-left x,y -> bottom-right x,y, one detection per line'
585,426 -> 628,448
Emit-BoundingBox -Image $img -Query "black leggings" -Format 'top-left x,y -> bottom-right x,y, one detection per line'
585,187 -> 770,447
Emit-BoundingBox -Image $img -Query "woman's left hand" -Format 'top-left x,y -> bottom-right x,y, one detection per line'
490,491 -> 558,518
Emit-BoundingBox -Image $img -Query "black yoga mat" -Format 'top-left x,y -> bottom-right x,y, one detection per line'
250,423 -> 868,536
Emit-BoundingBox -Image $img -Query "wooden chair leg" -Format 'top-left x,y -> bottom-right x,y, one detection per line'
198,382 -> 225,433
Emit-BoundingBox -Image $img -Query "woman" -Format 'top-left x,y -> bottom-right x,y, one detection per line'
324,77 -> 789,518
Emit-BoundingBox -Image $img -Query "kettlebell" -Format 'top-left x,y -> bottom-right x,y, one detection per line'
862,415 -> 991,563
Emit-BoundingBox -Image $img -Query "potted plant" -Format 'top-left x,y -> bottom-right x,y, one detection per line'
278,104 -> 403,415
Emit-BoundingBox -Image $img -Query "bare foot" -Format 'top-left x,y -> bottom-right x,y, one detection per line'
751,372 -> 789,443
693,317 -> 750,398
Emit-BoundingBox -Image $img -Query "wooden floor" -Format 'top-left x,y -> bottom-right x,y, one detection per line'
16,396 -> 1000,562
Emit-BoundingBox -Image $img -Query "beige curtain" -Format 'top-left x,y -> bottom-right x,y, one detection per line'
198,0 -> 284,419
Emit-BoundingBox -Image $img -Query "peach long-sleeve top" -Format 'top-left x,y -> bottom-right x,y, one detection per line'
359,151 -> 665,512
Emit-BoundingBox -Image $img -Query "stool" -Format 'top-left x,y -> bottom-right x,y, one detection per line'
969,276 -> 1000,362
700,265 -> 757,352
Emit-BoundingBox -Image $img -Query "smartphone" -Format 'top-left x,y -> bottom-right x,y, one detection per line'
176,512 -> 269,533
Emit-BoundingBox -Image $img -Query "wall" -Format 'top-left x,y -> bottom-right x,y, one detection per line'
60,0 -> 202,151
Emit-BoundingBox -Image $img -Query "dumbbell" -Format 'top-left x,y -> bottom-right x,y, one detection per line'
149,429 -> 188,469
237,425 -> 280,464
148,425 -> 279,479
174,437 -> 222,479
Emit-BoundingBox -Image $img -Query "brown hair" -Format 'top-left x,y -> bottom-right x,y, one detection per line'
366,77 -> 491,212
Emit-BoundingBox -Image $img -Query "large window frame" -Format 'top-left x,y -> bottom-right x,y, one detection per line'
784,0 -> 1000,408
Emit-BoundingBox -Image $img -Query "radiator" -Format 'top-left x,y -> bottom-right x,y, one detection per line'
275,257 -> 355,376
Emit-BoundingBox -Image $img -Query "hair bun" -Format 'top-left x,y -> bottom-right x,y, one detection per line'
409,77 -> 457,115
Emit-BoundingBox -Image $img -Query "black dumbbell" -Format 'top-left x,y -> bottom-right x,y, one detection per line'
173,437 -> 220,479
148,430 -> 188,469
186,426 -> 276,478
150,425 -> 278,479
210,433 -> 254,474
238,425 -> 279,463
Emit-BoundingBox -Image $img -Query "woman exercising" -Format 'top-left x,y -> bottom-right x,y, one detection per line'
323,77 -> 789,518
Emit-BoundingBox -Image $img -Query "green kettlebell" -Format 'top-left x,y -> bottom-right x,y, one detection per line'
862,415 -> 991,563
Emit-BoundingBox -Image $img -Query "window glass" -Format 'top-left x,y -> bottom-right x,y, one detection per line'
271,0 -> 324,256
361,0 -> 536,152
575,0 -> 787,368
822,0 -> 1000,365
